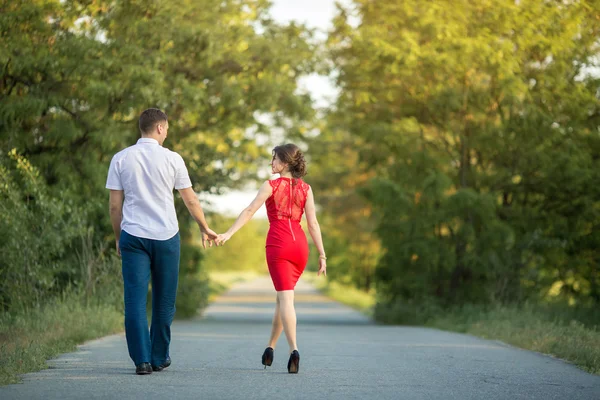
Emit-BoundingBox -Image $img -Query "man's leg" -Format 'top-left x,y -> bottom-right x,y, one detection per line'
150,233 -> 180,367
119,231 -> 152,366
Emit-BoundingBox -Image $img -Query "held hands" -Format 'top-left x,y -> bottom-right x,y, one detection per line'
201,227 -> 220,249
200,226 -> 232,248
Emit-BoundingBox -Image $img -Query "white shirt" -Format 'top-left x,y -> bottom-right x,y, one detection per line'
106,138 -> 192,240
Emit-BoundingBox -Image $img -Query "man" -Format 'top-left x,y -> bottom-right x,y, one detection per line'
106,108 -> 217,375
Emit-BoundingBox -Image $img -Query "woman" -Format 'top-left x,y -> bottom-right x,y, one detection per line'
217,143 -> 327,374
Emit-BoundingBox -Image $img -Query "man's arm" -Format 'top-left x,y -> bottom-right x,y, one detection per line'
178,187 -> 210,231
109,190 -> 124,256
177,187 -> 218,248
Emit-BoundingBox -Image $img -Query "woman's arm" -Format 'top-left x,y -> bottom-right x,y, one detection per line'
304,187 -> 327,276
219,181 -> 273,244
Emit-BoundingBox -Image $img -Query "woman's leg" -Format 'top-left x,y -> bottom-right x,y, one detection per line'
267,295 -> 283,348
277,290 -> 298,353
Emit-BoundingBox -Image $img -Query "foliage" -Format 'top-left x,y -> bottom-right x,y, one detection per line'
315,0 -> 600,311
307,126 -> 381,291
0,0 -> 317,313
174,241 -> 210,318
0,149 -> 88,311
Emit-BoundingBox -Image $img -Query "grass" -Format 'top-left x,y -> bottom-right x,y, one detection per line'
0,293 -> 123,386
0,269 -> 259,386
3,272 -> 597,386
302,274 -> 376,316
306,278 -> 600,375
426,305 -> 600,375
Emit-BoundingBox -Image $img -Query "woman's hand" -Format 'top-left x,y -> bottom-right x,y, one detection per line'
317,257 -> 327,276
217,232 -> 233,246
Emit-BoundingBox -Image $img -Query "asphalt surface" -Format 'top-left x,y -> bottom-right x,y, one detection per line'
1,276 -> 599,400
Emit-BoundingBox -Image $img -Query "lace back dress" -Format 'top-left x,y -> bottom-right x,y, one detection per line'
265,177 -> 311,291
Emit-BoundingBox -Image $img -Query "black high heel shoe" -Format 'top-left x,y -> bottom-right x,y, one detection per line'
262,347 -> 274,369
287,350 -> 300,374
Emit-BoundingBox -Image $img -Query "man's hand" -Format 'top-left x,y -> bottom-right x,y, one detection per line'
115,240 -> 121,257
202,227 -> 219,249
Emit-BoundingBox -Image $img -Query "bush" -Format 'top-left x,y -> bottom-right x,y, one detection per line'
0,150 -> 87,312
175,242 -> 209,318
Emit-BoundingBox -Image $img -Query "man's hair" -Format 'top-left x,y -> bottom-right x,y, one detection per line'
139,108 -> 168,135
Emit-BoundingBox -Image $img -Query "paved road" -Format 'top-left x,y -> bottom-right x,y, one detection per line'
2,276 -> 600,400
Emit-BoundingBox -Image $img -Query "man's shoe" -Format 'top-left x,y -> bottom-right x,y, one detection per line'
152,357 -> 171,372
136,362 -> 152,375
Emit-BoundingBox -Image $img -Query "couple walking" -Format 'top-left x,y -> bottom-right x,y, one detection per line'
106,108 -> 327,375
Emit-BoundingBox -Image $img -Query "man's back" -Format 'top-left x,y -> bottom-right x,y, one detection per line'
106,138 -> 191,240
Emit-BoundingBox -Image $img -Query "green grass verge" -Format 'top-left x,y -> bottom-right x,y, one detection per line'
306,278 -> 600,375
425,305 -> 600,375
0,269 -> 257,386
302,275 -> 376,316
0,294 -> 122,386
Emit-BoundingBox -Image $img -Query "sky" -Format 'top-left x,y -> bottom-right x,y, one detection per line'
200,0 -> 340,218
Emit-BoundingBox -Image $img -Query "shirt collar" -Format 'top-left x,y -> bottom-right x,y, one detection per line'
137,138 -> 159,145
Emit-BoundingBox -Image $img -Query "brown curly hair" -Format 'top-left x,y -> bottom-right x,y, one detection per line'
272,143 -> 307,179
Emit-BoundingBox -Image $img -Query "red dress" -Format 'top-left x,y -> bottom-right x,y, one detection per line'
265,177 -> 311,291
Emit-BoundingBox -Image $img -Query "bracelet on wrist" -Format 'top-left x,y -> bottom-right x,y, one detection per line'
319,255 -> 327,260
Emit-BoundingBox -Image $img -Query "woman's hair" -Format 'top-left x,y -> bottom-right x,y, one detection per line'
272,143 -> 307,179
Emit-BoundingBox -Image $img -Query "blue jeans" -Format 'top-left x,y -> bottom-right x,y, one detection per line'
119,230 -> 180,366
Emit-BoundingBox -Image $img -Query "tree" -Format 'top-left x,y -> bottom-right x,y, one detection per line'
320,0 -> 600,318
0,0 -> 317,311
